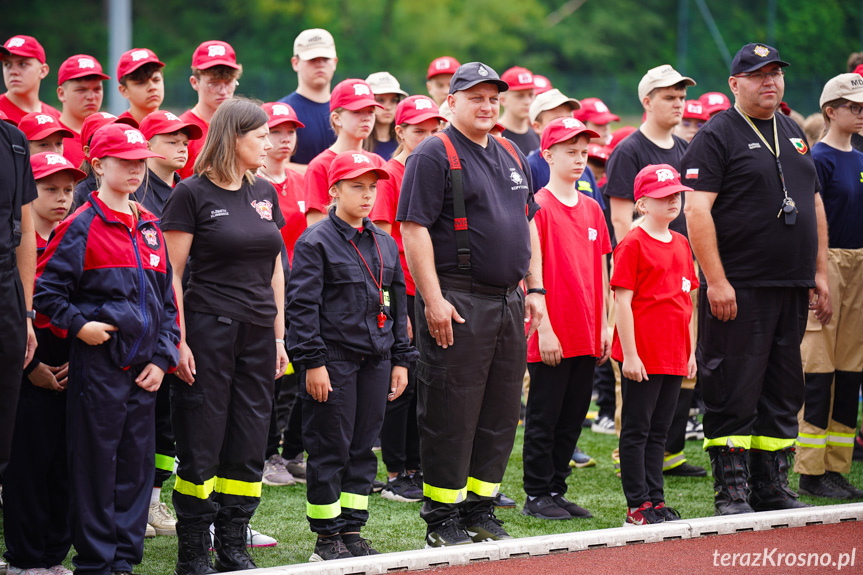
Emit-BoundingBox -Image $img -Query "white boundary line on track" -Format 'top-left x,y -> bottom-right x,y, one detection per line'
232,502 -> 863,574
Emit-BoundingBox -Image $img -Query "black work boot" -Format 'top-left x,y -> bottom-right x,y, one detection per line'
799,473 -> 852,499
175,524 -> 216,575
213,521 -> 257,572
708,446 -> 754,515
748,447 -> 811,511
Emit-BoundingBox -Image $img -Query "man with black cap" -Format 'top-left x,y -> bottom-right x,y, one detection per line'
682,43 -> 830,515
398,62 -> 544,546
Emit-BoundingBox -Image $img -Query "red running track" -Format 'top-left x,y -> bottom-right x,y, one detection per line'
426,522 -> 863,574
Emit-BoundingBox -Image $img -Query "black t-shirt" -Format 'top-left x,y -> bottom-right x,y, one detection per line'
605,129 -> 689,236
680,108 -> 819,288
397,125 -> 539,287
133,169 -> 179,219
502,127 -> 540,156
160,174 -> 286,326
0,122 -> 37,254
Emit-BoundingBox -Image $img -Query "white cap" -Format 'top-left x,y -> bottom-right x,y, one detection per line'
820,73 -> 863,108
365,71 -> 408,97
637,64 -> 695,102
529,89 -> 581,124
294,28 -> 336,61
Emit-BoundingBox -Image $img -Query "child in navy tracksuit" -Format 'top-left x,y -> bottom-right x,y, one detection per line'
33,123 -> 179,575
287,151 -> 418,561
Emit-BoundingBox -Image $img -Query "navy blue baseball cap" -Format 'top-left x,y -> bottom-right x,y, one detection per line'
448,62 -> 508,95
731,43 -> 789,76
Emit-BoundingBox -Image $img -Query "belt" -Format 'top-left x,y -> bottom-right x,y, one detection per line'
438,273 -> 520,297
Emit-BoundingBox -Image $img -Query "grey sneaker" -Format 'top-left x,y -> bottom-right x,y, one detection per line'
263,454 -> 296,486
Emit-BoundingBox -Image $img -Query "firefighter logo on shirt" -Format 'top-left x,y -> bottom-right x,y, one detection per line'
588,228 -> 598,242
682,277 -> 692,293
789,138 -> 808,155
510,168 -> 523,185
141,226 -> 160,249
251,199 -> 274,220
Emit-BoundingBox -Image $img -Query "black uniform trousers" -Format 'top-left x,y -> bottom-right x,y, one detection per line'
417,280 -> 525,529
280,375 -> 305,460
523,356 -> 595,497
66,341 -> 156,575
171,312 -> 275,530
0,260 -> 26,476
593,360 -> 616,420
381,294 -> 420,473
699,287 -> 807,449
619,374 -> 682,507
3,382 -> 71,570
154,376 -> 175,486
302,352 -> 390,535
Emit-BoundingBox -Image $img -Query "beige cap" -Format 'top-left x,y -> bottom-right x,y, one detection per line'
529,89 -> 581,124
820,73 -> 863,108
365,71 -> 408,97
637,64 -> 695,102
294,28 -> 336,61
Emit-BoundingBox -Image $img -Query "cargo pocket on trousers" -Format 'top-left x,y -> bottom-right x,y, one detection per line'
170,377 -> 204,409
417,360 -> 446,390
698,348 -> 726,407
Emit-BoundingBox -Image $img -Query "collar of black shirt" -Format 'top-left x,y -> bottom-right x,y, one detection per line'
329,210 -> 376,242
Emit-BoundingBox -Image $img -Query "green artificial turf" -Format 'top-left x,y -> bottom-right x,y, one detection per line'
1,411 -> 861,574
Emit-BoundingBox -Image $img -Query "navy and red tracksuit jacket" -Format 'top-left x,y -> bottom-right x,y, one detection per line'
34,192 -> 180,373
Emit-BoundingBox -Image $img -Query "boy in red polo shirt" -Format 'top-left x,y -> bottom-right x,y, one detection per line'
116,48 -> 166,124
178,41 -> 242,179
56,54 -> 110,169
0,35 -> 60,123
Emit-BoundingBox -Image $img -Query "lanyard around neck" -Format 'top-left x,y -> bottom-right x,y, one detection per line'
734,105 -> 779,158
348,229 -> 388,329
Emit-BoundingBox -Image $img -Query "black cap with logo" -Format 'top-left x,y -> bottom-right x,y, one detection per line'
731,43 -> 789,76
448,62 -> 509,94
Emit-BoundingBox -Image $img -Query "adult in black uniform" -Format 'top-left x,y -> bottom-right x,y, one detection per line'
162,98 -> 289,575
0,64 -> 38,479
398,62 -> 545,547
682,43 -> 831,515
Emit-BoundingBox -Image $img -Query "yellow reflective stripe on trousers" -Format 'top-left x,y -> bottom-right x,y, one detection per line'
703,435 -> 751,450
340,492 -> 368,510
662,451 -> 686,471
750,436 -> 796,451
796,432 -> 827,449
306,500 -> 341,519
827,431 -> 856,447
214,476 -> 262,498
466,477 -> 500,498
155,453 -> 175,472
174,476 -> 215,499
424,483 -> 467,504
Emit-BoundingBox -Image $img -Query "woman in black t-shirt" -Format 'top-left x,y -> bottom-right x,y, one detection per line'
161,98 -> 289,575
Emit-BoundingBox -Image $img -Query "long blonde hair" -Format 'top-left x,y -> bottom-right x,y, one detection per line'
194,97 -> 267,185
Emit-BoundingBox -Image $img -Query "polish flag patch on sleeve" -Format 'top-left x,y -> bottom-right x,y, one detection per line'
685,168 -> 699,179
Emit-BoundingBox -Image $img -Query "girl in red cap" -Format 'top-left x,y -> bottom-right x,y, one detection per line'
33,124 -> 179,575
611,163 -> 698,526
287,150 -> 417,561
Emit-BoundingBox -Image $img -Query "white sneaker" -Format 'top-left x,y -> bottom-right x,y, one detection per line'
591,415 -> 616,435
145,522 -> 156,538
262,454 -> 296,486
148,500 -> 177,535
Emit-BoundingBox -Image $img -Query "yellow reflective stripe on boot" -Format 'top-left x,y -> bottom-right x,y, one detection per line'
827,431 -> 856,447
663,451 -> 686,471
174,476 -> 215,499
466,477 -> 500,498
306,500 -> 341,519
423,483 -> 467,504
213,476 -> 262,498
796,432 -> 827,449
703,436 -> 751,450
750,436 -> 796,451
340,492 -> 368,511
155,453 -> 175,473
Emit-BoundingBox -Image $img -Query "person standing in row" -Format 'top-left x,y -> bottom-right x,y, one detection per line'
0,35 -> 60,123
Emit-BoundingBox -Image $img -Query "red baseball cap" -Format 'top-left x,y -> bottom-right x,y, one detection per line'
0,110 -> 16,126
634,164 -> 692,201
261,102 -> 305,129
587,143 -> 610,163
572,98 -> 620,125
139,110 -> 204,141
58,54 -> 110,85
854,64 -> 863,77
192,40 -> 239,70
395,96 -> 446,125
533,75 -> 553,95
427,56 -> 460,80
698,92 -> 730,115
80,112 -> 139,157
327,151 -> 389,188
2,35 -> 46,63
501,67 -> 536,91
330,79 -> 383,112
683,100 -> 710,121
608,125 -> 637,151
89,124 -> 164,161
18,112 -> 73,141
540,117 -> 600,151
30,152 -> 86,181
117,48 -> 165,79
